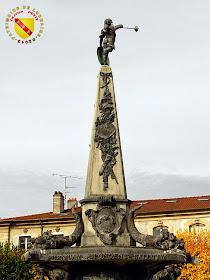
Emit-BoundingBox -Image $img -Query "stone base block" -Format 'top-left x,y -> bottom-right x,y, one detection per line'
81,232 -> 135,247
81,233 -> 104,247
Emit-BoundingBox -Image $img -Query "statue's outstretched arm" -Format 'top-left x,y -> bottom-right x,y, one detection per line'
114,24 -> 123,31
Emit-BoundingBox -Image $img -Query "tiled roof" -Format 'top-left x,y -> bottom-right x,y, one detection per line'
0,207 -> 81,222
132,195 -> 210,214
0,195 -> 209,222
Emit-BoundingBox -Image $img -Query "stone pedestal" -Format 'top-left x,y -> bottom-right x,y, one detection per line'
80,198 -> 134,247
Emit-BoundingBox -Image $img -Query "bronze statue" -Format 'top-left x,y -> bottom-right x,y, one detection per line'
98,19 -> 139,65
98,19 -> 123,65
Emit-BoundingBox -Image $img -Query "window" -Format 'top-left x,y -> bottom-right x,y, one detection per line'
19,236 -> 31,249
153,226 -> 168,236
189,223 -> 206,233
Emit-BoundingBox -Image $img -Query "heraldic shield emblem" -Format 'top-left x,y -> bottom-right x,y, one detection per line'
85,196 -> 126,245
14,18 -> 34,39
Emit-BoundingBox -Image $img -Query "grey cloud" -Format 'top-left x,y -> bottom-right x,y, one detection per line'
1,168 -> 209,219
0,168 -> 85,219
127,171 -> 210,200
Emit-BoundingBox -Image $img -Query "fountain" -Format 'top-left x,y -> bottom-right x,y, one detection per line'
22,19 -> 191,280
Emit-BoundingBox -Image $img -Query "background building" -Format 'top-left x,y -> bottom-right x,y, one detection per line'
0,193 -> 209,249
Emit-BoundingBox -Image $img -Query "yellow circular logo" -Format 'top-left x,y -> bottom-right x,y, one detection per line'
5,5 -> 44,44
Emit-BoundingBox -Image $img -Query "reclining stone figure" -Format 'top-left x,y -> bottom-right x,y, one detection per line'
29,207 -> 84,250
128,205 -> 185,250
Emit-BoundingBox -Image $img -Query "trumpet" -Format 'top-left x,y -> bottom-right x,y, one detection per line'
123,26 -> 139,32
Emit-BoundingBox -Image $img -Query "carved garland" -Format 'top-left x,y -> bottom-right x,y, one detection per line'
95,72 -> 119,191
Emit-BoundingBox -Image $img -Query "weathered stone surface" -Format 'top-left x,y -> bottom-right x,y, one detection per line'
23,246 -> 189,265
84,65 -> 126,200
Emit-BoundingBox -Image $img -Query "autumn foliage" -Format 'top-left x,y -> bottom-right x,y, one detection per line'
33,271 -> 49,280
176,229 -> 210,280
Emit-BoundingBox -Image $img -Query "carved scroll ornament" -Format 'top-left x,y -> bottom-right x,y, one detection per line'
128,205 -> 185,251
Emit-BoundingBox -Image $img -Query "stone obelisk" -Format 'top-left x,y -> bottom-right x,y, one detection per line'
85,65 -> 126,199
80,65 -> 133,247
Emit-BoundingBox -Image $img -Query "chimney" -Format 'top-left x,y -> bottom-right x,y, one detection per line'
67,197 -> 78,210
53,191 -> 64,214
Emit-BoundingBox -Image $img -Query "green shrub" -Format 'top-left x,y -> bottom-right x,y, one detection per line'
0,243 -> 36,280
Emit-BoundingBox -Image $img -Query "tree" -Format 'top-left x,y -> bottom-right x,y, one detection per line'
0,242 -> 36,280
176,229 -> 210,280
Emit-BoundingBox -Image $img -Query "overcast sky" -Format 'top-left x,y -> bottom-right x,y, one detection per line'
0,0 -> 209,218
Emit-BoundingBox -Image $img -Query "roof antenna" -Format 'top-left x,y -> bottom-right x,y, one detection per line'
52,173 -> 82,207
